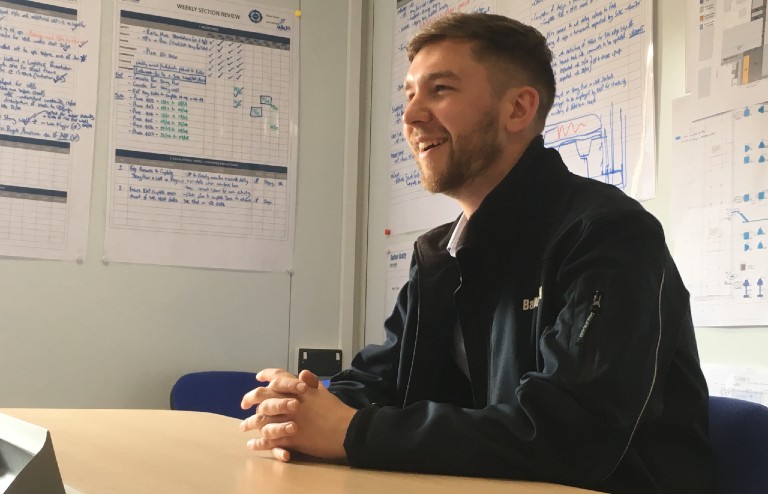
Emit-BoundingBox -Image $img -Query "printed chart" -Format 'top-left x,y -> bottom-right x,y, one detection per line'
689,0 -> 768,100
672,98 -> 768,326
105,0 -> 298,271
0,0 -> 99,260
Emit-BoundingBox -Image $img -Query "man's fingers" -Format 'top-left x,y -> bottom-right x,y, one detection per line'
241,386 -> 267,410
255,368 -> 294,382
241,385 -> 293,410
260,421 -> 297,440
298,369 -> 320,388
239,397 -> 300,432
268,375 -> 308,395
272,447 -> 291,462
260,397 -> 299,416
239,413 -> 265,432
250,369 -> 310,398
247,437 -> 290,451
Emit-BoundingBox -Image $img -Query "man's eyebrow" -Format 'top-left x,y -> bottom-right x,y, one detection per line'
403,70 -> 461,91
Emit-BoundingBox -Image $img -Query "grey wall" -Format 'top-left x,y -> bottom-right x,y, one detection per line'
0,0 -> 363,409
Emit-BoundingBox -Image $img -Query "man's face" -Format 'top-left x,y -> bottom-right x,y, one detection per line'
403,39 -> 503,195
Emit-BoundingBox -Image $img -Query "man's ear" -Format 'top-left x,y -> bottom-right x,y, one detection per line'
501,86 -> 540,134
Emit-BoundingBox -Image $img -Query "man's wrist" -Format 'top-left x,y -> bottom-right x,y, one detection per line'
342,404 -> 382,466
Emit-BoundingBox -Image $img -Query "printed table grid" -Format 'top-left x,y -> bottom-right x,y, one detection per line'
111,157 -> 288,240
115,15 -> 291,167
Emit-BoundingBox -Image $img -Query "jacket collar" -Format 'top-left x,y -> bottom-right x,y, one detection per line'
416,136 -> 572,269
457,135 -> 570,254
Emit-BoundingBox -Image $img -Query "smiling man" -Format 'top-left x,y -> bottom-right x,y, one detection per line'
240,13 -> 716,493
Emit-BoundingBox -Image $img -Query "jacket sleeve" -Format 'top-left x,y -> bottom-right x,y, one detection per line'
326,255 -> 418,409
341,211 -> 696,489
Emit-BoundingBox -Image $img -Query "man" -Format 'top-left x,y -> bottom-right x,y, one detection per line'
241,13 -> 716,493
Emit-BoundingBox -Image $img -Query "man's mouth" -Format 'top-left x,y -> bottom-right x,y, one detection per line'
417,138 -> 448,152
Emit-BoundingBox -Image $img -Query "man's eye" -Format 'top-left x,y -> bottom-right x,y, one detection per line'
434,85 -> 451,93
405,92 -> 414,101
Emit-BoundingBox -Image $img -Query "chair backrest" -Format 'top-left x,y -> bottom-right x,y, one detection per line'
170,371 -> 265,420
709,396 -> 768,494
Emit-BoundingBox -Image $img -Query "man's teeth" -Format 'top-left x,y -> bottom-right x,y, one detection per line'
419,140 -> 444,151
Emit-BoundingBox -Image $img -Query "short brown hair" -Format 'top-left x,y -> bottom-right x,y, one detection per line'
407,13 -> 556,126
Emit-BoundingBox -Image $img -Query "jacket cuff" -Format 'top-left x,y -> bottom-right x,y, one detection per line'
343,404 -> 381,467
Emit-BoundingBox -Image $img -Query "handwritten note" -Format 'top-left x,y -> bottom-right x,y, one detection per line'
105,0 -> 298,271
501,0 -> 656,200
0,0 -> 100,261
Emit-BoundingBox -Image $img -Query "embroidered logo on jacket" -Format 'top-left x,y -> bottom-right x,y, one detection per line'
522,286 -> 543,311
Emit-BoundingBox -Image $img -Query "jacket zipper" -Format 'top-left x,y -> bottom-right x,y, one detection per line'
576,291 -> 602,345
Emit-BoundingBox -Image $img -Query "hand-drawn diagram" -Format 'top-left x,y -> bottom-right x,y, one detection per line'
543,106 -> 628,188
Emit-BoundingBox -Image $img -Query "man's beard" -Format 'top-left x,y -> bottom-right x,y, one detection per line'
417,111 -> 502,195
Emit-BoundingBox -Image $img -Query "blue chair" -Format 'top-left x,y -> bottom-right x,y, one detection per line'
170,371 -> 265,420
709,396 -> 768,494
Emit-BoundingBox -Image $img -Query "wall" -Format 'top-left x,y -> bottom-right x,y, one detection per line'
363,0 -> 768,372
650,0 -> 768,368
0,0 -> 360,409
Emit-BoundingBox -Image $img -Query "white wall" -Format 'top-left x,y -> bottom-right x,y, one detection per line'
3,0 -> 764,411
0,0 -> 362,409
363,0 -> 768,371
649,0 -> 768,368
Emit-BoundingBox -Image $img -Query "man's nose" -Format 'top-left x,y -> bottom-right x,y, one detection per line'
402,93 -> 430,127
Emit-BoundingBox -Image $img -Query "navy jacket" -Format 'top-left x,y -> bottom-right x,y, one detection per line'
329,137 -> 716,493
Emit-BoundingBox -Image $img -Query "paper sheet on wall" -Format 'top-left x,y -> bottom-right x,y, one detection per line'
671,95 -> 768,326
686,0 -> 768,114
387,0 -> 494,235
702,363 -> 768,406
500,0 -> 657,201
384,241 -> 414,319
0,0 -> 100,261
104,0 -> 298,271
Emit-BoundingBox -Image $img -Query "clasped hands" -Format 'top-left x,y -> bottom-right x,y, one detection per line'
240,368 -> 356,463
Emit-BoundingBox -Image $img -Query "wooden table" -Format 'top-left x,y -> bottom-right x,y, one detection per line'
1,409 -> 595,493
